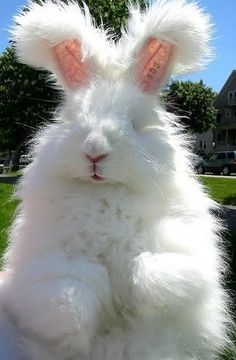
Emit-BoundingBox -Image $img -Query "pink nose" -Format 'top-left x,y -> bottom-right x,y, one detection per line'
85,153 -> 108,163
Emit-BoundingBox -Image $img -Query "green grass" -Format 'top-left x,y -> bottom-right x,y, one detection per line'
0,184 -> 18,261
200,177 -> 236,206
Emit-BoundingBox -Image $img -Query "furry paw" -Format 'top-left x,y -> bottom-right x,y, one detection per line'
132,251 -> 211,313
14,278 -> 100,354
132,252 -> 163,313
3,253 -> 114,356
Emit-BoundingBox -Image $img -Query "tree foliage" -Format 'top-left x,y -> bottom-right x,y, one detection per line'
0,48 -> 57,152
165,80 -> 217,134
0,0 -> 146,152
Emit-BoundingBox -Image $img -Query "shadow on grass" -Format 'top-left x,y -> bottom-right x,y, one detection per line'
223,195 -> 236,206
0,176 -> 21,185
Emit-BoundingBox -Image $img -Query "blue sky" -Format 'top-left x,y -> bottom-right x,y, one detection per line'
0,0 -> 235,92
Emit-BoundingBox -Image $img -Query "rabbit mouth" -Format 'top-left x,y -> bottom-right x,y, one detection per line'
91,173 -> 105,182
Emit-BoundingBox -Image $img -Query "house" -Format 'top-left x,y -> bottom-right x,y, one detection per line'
214,70 -> 236,151
194,130 -> 214,155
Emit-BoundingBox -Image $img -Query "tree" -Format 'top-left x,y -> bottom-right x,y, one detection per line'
0,0 -> 146,153
0,47 -> 58,152
165,80 -> 217,133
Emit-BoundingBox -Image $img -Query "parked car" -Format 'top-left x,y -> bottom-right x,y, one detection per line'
196,151 -> 236,176
19,154 -> 31,169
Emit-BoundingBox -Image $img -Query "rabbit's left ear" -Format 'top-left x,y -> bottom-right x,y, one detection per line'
11,1 -> 109,91
120,0 -> 213,93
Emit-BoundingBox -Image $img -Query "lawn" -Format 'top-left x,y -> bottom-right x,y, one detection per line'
0,183 -> 18,261
200,176 -> 236,206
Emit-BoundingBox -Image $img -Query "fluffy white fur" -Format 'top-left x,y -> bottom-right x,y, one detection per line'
119,0 -> 213,75
11,0 -> 115,87
0,1 -> 230,359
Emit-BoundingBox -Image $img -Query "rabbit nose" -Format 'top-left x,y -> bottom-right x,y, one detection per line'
82,133 -> 111,162
84,153 -> 108,163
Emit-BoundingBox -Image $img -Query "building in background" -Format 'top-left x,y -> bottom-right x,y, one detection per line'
214,70 -> 236,151
194,130 -> 214,155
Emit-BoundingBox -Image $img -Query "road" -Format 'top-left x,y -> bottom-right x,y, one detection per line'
221,205 -> 236,231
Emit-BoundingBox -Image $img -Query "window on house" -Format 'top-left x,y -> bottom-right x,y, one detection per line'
204,141 -> 206,149
228,90 -> 236,105
225,110 -> 231,118
199,141 -> 202,149
216,113 -> 221,123
217,131 -> 226,142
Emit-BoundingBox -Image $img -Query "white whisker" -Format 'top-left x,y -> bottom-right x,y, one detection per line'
129,141 -> 166,200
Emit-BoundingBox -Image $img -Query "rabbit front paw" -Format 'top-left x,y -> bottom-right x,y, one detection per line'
8,277 -> 104,356
131,252 -> 163,313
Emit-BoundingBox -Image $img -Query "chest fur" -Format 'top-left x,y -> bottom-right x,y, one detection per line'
55,187 -> 154,258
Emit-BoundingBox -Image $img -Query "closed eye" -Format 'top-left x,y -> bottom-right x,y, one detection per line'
131,119 -> 136,130
131,119 -> 143,132
131,119 -> 147,133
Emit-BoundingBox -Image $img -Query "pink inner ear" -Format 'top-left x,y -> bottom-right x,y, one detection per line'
53,39 -> 91,90
137,37 -> 174,93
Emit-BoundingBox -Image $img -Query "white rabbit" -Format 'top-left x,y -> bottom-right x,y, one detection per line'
0,0 -> 231,359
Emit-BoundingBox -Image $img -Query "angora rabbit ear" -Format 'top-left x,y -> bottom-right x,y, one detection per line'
11,0 -> 109,91
120,0 -> 213,93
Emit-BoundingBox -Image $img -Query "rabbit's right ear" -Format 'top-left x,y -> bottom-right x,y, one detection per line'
120,0 -> 213,93
11,1 -> 108,91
